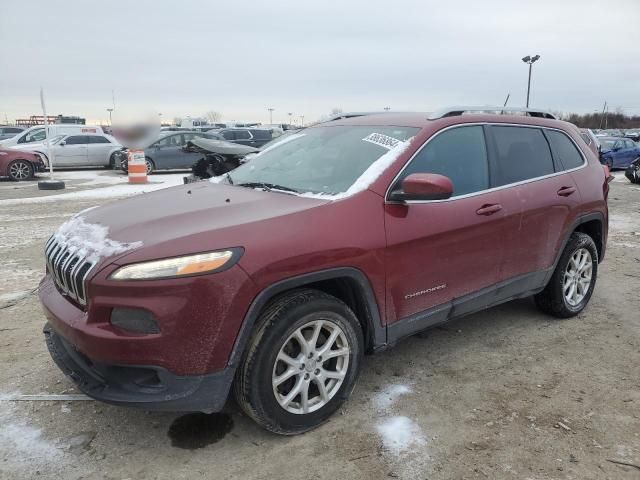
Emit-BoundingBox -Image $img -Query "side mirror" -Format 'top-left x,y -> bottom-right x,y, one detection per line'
59,141 -> 66,146
389,173 -> 453,202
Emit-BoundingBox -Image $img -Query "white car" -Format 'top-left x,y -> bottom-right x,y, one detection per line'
0,124 -> 104,149
10,133 -> 124,168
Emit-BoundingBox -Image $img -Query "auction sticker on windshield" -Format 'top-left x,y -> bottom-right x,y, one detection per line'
362,132 -> 402,150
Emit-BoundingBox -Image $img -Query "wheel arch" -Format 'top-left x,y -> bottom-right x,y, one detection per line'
227,267 -> 386,370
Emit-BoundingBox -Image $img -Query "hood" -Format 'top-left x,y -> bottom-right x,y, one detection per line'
187,137 -> 259,155
78,182 -> 329,266
10,142 -> 47,151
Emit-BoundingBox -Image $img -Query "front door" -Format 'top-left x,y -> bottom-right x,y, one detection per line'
54,135 -> 88,166
384,125 -> 505,327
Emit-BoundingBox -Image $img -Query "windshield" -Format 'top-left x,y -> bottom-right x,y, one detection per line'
226,125 -> 419,195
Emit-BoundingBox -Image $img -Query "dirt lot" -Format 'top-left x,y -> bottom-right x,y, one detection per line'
0,170 -> 638,480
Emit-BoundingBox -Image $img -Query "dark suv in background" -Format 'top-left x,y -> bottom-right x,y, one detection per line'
219,127 -> 274,148
40,107 -> 609,435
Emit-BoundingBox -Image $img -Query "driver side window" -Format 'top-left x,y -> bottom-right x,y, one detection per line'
396,126 -> 489,197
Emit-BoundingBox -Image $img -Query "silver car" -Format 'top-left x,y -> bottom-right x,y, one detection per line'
10,133 -> 124,168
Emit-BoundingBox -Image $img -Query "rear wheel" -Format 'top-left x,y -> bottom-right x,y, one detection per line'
145,158 -> 155,175
8,160 -> 34,181
234,289 -> 364,435
535,232 -> 598,318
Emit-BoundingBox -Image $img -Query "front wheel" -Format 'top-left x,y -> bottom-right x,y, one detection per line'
535,232 -> 598,318
8,160 -> 34,181
234,289 -> 364,435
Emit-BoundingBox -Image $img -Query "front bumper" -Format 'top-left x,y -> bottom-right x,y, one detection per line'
44,322 -> 234,412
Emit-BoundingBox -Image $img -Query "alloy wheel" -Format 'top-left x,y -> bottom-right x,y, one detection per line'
272,319 -> 350,414
563,247 -> 592,307
9,161 -> 31,180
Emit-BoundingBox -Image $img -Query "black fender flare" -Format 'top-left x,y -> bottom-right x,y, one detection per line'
226,267 -> 387,369
543,212 -> 606,285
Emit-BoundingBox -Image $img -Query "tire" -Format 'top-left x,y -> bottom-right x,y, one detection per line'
234,289 -> 364,435
8,160 -> 34,181
145,158 -> 155,175
106,152 -> 117,170
535,232 -> 598,318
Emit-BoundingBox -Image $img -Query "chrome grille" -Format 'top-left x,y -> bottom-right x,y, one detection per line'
45,236 -> 96,306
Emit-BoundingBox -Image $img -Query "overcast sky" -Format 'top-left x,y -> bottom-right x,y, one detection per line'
1,0 -> 639,125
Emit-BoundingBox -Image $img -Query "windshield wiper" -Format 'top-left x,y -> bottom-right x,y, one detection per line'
236,182 -> 299,194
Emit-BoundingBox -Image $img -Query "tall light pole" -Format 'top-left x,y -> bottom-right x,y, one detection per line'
106,108 -> 113,125
268,108 -> 274,124
521,55 -> 540,108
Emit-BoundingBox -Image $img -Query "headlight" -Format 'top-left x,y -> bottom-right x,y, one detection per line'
110,249 -> 240,280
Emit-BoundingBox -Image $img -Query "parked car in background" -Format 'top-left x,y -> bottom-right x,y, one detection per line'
0,126 -> 25,141
41,107 -> 609,434
10,133 -> 123,168
579,128 -> 600,156
625,157 -> 640,184
0,148 -> 46,181
624,129 -> 640,142
598,136 -> 640,169
219,128 -> 274,148
120,131 -> 225,174
0,124 -> 103,148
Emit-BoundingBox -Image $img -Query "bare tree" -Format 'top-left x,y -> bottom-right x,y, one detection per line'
205,111 -> 222,124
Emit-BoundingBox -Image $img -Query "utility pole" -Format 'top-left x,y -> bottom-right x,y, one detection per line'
268,108 -> 274,124
521,55 -> 540,108
599,101 -> 608,130
107,108 -> 113,125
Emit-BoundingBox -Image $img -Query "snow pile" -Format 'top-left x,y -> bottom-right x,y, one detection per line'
375,416 -> 427,456
299,138 -> 413,201
53,216 -> 142,263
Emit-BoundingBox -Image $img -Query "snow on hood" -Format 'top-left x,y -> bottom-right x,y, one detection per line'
54,212 -> 142,263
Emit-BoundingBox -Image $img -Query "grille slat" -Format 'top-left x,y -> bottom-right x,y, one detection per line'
44,236 -> 95,306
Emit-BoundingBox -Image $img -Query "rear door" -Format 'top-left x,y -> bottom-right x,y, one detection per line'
384,125 -> 506,325
488,125 -> 582,283
87,135 -> 113,166
55,135 -> 89,166
148,134 -> 183,169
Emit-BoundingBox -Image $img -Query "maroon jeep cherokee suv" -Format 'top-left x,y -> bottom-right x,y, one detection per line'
40,108 -> 609,434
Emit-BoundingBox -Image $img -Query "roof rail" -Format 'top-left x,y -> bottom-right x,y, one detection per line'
428,106 -> 557,120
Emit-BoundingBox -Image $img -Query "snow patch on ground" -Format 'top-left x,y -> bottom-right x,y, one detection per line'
609,213 -> 638,234
0,173 -> 184,206
0,400 -> 63,476
375,416 -> 427,456
373,384 -> 412,411
54,216 -> 142,263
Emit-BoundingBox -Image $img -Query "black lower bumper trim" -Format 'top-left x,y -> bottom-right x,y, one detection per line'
43,323 -> 234,412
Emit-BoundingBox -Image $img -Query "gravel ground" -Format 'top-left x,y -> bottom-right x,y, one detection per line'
0,170 -> 638,480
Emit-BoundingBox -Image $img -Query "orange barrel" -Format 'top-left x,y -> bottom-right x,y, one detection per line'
127,149 -> 147,184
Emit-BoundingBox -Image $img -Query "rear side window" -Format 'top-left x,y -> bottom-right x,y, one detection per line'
65,136 -> 88,145
235,130 -> 252,140
545,130 -> 584,170
88,136 -> 111,144
398,125 -> 489,196
221,130 -> 235,140
251,130 -> 271,140
491,126 -> 554,185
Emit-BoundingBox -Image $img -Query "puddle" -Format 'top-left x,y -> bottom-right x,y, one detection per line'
168,412 -> 233,449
